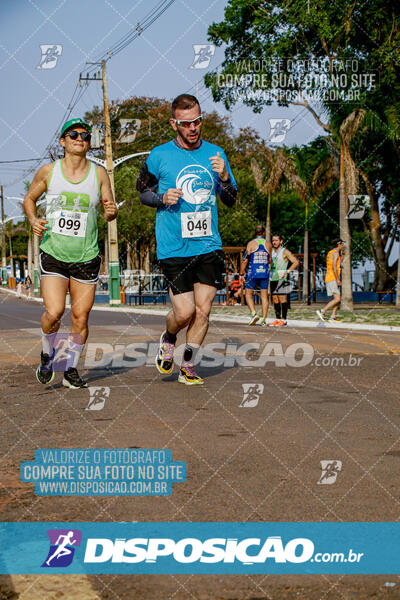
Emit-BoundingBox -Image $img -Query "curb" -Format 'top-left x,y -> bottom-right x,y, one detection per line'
2,288 -> 400,333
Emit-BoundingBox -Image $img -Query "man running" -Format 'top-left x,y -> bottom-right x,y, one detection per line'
239,225 -> 272,326
316,239 -> 345,322
137,94 -> 237,385
269,233 -> 299,326
24,118 -> 118,388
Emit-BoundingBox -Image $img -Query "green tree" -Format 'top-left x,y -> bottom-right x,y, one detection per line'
205,0 -> 400,305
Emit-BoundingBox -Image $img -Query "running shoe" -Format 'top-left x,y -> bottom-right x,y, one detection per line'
155,331 -> 175,374
62,368 -> 88,389
178,362 -> 204,385
248,314 -> 260,326
259,319 -> 268,326
36,350 -> 55,385
329,316 -> 342,322
316,310 -> 327,322
276,320 -> 288,327
268,319 -> 280,327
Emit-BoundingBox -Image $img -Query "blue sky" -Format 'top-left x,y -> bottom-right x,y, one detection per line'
0,0 -> 322,217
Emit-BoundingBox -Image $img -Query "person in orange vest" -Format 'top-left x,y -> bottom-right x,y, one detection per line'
229,274 -> 242,304
316,239 -> 346,322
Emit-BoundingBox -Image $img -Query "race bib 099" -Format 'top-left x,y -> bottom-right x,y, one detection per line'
51,210 -> 87,238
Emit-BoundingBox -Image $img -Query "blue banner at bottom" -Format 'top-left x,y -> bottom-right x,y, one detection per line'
0,522 -> 398,574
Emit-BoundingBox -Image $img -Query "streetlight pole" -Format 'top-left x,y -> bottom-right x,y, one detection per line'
8,195 -> 42,295
0,186 -> 6,286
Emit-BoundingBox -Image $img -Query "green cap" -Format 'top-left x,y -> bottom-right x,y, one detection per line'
60,118 -> 92,137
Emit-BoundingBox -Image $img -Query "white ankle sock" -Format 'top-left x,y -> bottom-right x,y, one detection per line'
68,339 -> 85,369
41,331 -> 57,355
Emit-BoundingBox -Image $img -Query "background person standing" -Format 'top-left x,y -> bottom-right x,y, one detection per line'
239,225 -> 272,326
269,233 -> 299,327
317,239 -> 345,322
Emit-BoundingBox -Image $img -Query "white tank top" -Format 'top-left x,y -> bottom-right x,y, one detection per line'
40,159 -> 100,263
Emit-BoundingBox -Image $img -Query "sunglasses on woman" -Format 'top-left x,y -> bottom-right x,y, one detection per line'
172,115 -> 203,128
65,130 -> 91,142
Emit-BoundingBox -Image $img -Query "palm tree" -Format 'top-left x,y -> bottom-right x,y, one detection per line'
250,146 -> 276,243
337,109 -> 367,310
251,147 -> 307,296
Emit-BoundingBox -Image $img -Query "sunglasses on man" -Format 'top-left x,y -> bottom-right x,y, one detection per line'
65,130 -> 91,142
172,115 -> 203,128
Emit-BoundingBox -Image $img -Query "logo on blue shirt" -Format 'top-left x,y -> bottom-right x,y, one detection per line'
176,164 -> 214,205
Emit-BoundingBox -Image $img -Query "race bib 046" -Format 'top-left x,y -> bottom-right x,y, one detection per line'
181,210 -> 212,238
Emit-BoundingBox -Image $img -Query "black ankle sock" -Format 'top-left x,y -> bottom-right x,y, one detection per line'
183,344 -> 194,362
274,303 -> 281,319
281,302 -> 288,320
164,330 -> 177,344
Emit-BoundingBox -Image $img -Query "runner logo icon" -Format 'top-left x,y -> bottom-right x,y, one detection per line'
41,529 -> 82,567
36,44 -> 63,70
189,44 -> 215,69
86,387 -> 110,410
317,460 -> 342,485
240,384 -> 264,407
268,118 -> 291,143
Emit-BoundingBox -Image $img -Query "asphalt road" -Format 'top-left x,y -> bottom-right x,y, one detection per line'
1,291 -> 400,599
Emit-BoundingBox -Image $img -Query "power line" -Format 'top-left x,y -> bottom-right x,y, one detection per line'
0,158 -> 42,164
86,0 -> 177,73
38,0 -> 177,169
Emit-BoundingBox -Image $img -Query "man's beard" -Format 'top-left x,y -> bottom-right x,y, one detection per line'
179,127 -> 201,147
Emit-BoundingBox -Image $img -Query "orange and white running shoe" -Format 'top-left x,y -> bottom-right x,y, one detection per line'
268,319 -> 280,327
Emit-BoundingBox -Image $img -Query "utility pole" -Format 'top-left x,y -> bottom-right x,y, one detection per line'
33,234 -> 39,295
101,59 -> 120,306
80,64 -> 150,305
396,237 -> 400,309
9,231 -> 14,278
80,62 -> 120,305
27,229 -> 33,280
1,186 -> 6,286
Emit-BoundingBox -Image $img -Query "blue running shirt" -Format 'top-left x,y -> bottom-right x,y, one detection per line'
146,140 -> 237,259
248,237 -> 270,279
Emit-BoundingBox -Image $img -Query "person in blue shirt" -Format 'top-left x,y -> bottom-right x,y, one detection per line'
239,225 -> 272,326
137,93 -> 237,385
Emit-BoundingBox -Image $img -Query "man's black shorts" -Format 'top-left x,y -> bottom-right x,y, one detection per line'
40,251 -> 102,284
159,250 -> 225,295
270,278 -> 292,295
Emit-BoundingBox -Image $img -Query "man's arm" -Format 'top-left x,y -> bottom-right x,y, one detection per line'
283,249 -> 299,275
23,164 -> 52,237
137,163 -> 163,208
266,241 -> 273,263
97,166 -> 118,222
239,242 -> 253,284
218,178 -> 237,207
136,162 -> 181,207
209,151 -> 237,207
332,250 -> 341,284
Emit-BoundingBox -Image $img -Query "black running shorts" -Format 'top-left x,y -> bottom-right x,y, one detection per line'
159,250 -> 225,295
40,251 -> 102,284
270,278 -> 292,295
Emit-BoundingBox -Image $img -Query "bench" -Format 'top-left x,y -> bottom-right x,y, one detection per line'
376,291 -> 395,304
126,293 -> 167,306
